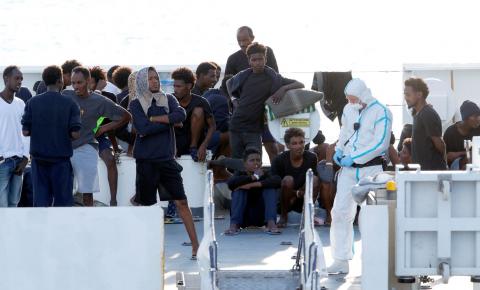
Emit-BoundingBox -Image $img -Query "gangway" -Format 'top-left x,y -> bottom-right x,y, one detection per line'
177,169 -> 327,290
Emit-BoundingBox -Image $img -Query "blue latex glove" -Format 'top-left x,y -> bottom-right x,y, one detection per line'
189,147 -> 199,162
340,155 -> 354,167
333,150 -> 344,166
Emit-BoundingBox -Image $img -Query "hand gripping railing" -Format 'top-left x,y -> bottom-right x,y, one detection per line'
198,170 -> 218,290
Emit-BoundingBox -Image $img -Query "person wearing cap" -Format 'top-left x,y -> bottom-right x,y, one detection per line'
443,100 -> 480,170
328,78 -> 392,274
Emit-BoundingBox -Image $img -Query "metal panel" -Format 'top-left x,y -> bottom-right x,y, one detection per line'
0,207 -> 164,290
396,168 -> 480,277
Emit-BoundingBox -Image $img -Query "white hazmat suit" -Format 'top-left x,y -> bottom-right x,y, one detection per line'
328,79 -> 392,272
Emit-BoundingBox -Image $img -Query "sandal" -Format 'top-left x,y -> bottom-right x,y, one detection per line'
224,228 -> 240,236
265,228 -> 282,235
277,219 -> 288,228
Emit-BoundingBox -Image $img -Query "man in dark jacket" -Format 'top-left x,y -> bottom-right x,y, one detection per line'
225,26 -> 283,163
227,42 -> 304,159
225,148 -> 281,236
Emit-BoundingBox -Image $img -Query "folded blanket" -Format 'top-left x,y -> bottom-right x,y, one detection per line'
265,89 -> 323,120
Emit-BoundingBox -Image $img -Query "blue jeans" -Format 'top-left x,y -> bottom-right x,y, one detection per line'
31,159 -> 74,207
0,157 -> 23,207
230,188 -> 278,225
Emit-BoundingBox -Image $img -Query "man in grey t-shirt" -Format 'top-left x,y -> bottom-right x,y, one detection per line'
66,67 -> 131,206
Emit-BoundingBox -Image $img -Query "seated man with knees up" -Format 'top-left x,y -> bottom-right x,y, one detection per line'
89,66 -> 121,206
192,62 -> 218,96
203,75 -> 232,158
225,148 -> 281,236
271,128 -> 319,228
171,67 -> 216,162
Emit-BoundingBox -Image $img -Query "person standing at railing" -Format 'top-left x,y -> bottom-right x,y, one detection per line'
66,66 -> 131,207
113,66 -> 133,104
329,78 -> 392,274
404,77 -> 447,170
0,66 -> 30,207
225,26 -> 283,163
22,65 -> 81,206
227,42 -> 303,160
129,67 -> 199,260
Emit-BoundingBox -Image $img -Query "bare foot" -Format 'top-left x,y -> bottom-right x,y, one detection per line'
277,217 -> 288,228
326,215 -> 332,226
192,242 -> 199,257
224,224 -> 240,236
267,220 -> 281,234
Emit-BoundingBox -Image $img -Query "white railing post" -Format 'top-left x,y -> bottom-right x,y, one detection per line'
301,169 -> 327,290
198,170 -> 218,290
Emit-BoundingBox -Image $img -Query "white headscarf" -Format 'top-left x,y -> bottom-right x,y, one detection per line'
344,78 -> 374,105
127,71 -> 138,103
135,67 -> 169,115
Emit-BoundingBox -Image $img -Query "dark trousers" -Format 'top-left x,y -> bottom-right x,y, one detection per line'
31,159 -> 74,207
230,188 -> 278,225
229,131 -> 262,159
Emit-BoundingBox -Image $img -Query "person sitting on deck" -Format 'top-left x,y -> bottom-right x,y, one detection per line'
225,148 -> 281,236
89,66 -> 121,206
171,67 -> 216,162
203,76 -> 232,159
443,100 -> 480,170
270,128 -> 319,228
191,62 -> 218,96
399,138 -> 413,168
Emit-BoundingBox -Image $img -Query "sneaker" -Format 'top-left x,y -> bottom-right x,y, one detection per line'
327,259 -> 349,274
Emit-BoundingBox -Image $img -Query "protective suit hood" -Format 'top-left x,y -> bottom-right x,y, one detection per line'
344,78 -> 375,105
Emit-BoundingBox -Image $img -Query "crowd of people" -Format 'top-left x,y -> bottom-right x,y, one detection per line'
1,25 -> 480,267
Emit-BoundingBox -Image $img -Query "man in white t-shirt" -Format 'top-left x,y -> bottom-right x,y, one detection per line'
0,66 -> 29,207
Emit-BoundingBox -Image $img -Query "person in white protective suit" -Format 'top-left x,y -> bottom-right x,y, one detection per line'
327,78 -> 393,274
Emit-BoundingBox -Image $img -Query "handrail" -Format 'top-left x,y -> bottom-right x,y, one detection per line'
301,169 -> 327,290
198,170 -> 218,290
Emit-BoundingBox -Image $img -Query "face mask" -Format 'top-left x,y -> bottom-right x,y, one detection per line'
351,103 -> 363,111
